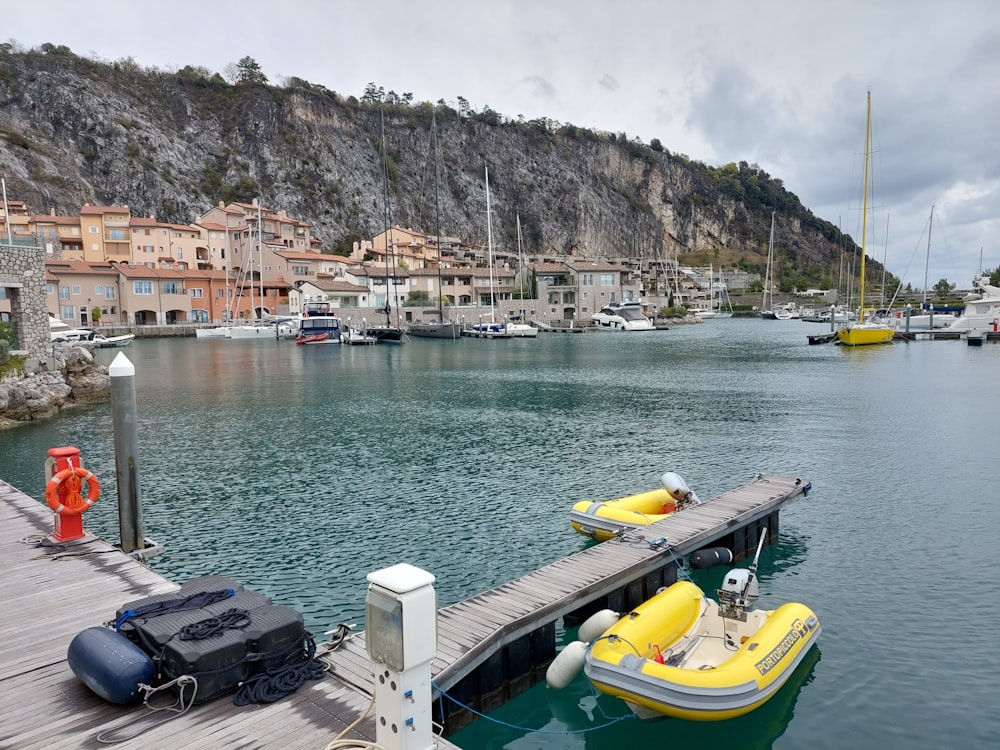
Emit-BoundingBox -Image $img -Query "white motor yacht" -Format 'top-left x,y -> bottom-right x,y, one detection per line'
591,301 -> 655,331
945,277 -> 1000,332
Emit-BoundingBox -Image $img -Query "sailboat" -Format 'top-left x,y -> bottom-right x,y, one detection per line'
694,264 -> 732,319
759,213 -> 779,319
504,215 -> 538,337
901,206 -> 957,330
463,165 -> 516,339
347,112 -> 403,344
836,91 -> 894,346
409,114 -> 462,340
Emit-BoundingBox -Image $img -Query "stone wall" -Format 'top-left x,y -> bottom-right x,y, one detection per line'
0,243 -> 48,367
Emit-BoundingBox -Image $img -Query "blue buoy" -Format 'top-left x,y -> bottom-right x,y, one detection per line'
67,626 -> 155,705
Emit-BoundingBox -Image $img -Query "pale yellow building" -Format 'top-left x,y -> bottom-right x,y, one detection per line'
79,204 -> 132,263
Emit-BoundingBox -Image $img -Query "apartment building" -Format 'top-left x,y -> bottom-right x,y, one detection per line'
30,212 -> 84,258
129,217 -> 204,270
78,205 -> 132,263
45,260 -> 122,326
1,198 -> 32,240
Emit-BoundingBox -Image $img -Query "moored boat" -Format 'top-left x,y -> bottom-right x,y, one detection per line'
836,92 -> 893,347
574,532 -> 820,721
91,332 -> 135,348
591,301 -> 655,331
294,314 -> 341,345
944,276 -> 1000,332
569,472 -> 701,542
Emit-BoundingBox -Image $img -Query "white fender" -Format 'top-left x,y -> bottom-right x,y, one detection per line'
545,640 -> 588,689
578,609 -> 621,643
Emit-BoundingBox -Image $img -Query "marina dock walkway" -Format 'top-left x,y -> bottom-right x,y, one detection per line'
1,474 -> 808,746
0,479 -> 455,750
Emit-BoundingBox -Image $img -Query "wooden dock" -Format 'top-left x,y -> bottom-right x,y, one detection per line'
324,475 -> 810,733
1,474 -> 808,746
0,479 -> 457,750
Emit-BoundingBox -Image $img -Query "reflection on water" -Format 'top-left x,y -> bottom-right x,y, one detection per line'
1,321 -> 999,748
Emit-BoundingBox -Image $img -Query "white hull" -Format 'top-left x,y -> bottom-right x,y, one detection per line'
227,325 -> 279,339
895,314 -> 958,330
194,327 -> 230,338
506,323 -> 538,338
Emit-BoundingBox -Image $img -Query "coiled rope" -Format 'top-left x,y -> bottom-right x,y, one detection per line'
233,631 -> 327,705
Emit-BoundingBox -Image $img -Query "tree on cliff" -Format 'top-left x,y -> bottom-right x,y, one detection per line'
226,56 -> 268,85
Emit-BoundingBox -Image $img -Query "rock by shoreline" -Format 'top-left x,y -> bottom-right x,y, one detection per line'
0,344 -> 111,427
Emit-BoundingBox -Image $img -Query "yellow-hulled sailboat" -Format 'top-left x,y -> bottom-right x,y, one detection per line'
837,91 -> 894,347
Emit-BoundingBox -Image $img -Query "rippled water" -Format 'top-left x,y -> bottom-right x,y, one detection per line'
2,321 -> 997,748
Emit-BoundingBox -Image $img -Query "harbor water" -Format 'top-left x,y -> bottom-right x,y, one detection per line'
1,320 -> 997,748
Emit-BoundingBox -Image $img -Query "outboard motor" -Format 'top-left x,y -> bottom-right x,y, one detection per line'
661,472 -> 702,510
717,528 -> 768,621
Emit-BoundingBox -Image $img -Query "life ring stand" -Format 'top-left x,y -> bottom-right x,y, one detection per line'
45,466 -> 100,515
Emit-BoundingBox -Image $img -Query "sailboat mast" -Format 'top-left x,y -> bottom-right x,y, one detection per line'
923,205 -> 934,308
247,212 -> 255,320
432,113 -> 443,319
763,211 -> 775,311
258,200 -> 264,319
859,91 -> 872,318
485,164 -> 496,322
380,111 -> 395,324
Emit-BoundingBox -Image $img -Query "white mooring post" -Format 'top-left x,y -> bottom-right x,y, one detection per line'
365,563 -> 437,750
109,352 -> 143,554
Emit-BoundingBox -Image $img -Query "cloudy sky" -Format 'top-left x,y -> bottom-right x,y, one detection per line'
7,0 -> 1000,287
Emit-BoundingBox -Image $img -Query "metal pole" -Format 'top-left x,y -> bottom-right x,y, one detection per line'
109,352 -> 143,553
2,178 -> 12,244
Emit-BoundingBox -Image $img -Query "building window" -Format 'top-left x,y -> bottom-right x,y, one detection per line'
600,274 -> 614,286
105,287 -> 116,300
108,229 -> 125,241
292,265 -> 309,275
133,281 -> 153,295
95,285 -> 103,296
88,226 -> 98,234
144,245 -> 153,253
192,309 -> 209,322
190,288 -> 204,298
162,282 -> 181,294
176,249 -> 183,259
216,289 -> 225,298
61,305 -> 74,319
71,285 -> 81,295
46,284 -> 54,294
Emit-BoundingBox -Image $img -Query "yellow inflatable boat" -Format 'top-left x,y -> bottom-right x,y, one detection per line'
570,472 -> 700,542
581,533 -> 820,721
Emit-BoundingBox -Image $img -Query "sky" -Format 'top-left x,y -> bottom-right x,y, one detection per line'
6,0 -> 1000,288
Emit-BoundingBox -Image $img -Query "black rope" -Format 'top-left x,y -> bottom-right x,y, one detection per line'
112,589 -> 236,632
233,632 -> 326,706
178,608 -> 251,640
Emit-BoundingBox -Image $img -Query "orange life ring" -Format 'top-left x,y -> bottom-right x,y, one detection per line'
45,466 -> 100,515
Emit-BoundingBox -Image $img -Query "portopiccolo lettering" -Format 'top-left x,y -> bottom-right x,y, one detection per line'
754,619 -> 805,676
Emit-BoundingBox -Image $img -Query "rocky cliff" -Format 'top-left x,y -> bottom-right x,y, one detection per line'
0,46 -> 862,288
